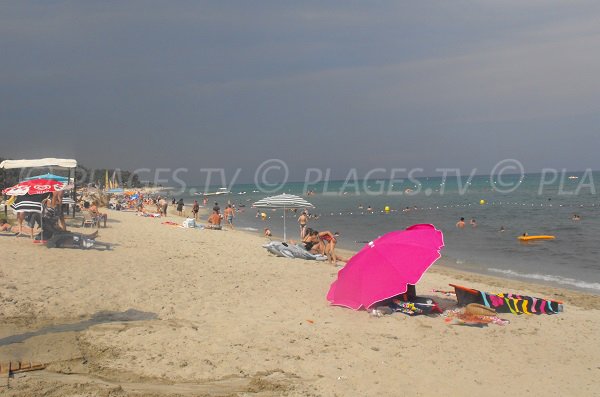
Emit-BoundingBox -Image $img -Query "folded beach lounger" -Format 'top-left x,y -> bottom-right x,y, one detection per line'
263,241 -> 327,260
450,284 -> 563,314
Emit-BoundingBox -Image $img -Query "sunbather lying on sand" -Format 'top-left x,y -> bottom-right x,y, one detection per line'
46,230 -> 109,250
0,219 -> 11,232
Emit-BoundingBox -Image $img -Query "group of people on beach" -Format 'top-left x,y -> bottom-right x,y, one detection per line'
296,210 -> 344,265
1,188 -> 109,249
206,201 -> 235,230
131,195 -> 238,230
10,190 -> 88,238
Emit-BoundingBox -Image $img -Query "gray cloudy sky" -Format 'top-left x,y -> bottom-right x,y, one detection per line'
2,1 -> 600,183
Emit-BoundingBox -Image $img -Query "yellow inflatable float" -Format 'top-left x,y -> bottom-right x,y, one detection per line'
518,235 -> 555,242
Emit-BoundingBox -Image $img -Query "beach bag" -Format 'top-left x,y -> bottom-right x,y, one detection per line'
182,218 -> 196,228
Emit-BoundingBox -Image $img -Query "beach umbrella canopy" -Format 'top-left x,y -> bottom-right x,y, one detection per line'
2,179 -> 68,196
327,224 -> 444,310
252,193 -> 314,240
0,158 -> 77,169
24,173 -> 69,182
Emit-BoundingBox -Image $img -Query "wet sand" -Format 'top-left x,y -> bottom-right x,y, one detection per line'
1,209 -> 599,396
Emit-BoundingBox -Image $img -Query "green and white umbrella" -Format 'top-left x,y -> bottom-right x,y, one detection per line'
252,194 -> 314,240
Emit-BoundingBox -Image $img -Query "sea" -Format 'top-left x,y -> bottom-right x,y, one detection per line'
179,172 -> 600,294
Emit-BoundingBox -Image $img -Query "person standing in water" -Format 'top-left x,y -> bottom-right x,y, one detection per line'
298,211 -> 308,239
456,217 -> 465,228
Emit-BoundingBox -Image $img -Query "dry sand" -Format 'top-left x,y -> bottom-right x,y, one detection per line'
1,209 -> 599,396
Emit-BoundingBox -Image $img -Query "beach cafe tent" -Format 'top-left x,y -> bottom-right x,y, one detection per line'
252,193 -> 314,241
0,158 -> 77,169
1,158 -> 78,217
327,224 -> 444,310
3,179 -> 71,240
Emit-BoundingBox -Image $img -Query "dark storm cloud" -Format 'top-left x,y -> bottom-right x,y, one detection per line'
1,1 -> 600,183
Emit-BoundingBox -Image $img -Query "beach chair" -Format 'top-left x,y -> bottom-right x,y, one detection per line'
82,211 -> 98,228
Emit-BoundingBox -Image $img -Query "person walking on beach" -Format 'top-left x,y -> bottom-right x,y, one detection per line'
298,211 -> 308,239
177,198 -> 184,217
192,200 -> 200,220
159,197 -> 168,217
162,198 -> 168,217
224,204 -> 235,229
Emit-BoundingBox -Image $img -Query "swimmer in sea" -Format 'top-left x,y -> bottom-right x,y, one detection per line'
499,226 -> 505,232
470,218 -> 477,227
456,217 -> 465,228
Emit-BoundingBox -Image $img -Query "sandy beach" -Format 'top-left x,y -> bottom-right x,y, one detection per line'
1,209 -> 599,396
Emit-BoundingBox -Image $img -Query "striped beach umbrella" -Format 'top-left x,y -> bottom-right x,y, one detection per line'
10,193 -> 49,214
252,194 -> 314,240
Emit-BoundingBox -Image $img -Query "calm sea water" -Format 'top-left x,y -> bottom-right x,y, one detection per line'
182,173 -> 600,293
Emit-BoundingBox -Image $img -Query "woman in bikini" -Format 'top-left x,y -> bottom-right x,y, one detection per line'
319,231 -> 339,264
297,212 -> 308,239
301,228 -> 323,254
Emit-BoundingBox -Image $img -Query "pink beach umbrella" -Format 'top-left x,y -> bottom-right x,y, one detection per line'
326,224 -> 444,310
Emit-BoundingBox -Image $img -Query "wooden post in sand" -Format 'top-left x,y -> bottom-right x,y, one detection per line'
0,361 -> 47,388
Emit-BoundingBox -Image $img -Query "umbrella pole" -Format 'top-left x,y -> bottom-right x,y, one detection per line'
283,205 -> 286,241
72,167 -> 76,218
40,202 -> 44,242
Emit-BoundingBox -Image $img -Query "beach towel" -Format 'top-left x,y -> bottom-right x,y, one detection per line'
451,284 -> 563,315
